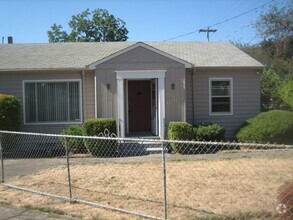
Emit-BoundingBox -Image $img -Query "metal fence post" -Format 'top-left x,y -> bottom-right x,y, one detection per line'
0,133 -> 4,183
162,142 -> 167,220
65,137 -> 72,199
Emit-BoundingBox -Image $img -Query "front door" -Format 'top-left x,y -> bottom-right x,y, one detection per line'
128,80 -> 151,132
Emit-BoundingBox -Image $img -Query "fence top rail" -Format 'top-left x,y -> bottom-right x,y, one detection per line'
0,130 -> 292,149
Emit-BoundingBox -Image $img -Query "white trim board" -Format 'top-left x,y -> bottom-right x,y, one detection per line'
209,77 -> 233,116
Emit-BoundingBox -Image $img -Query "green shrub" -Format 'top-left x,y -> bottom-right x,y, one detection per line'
194,123 -> 225,141
236,110 -> 293,144
0,132 -> 22,158
0,94 -> 20,131
167,122 -> 194,154
0,94 -> 21,156
192,123 -> 226,153
82,118 -> 118,157
60,125 -> 87,154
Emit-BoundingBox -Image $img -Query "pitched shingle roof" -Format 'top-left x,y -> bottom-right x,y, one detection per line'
0,41 -> 263,70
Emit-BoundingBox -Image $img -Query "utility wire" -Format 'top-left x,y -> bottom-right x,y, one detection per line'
219,0 -> 284,43
164,31 -> 198,41
164,0 -> 278,41
206,0 -> 247,28
208,0 -> 277,28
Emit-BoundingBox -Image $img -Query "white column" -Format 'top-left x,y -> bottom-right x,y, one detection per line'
117,77 -> 125,137
94,74 -> 97,118
158,77 -> 165,139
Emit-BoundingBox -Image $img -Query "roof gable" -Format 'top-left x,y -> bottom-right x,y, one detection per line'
88,42 -> 192,69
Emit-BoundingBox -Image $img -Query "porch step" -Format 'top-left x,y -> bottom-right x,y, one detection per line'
119,141 -> 164,156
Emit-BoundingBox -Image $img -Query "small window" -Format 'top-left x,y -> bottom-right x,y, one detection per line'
24,81 -> 81,123
209,78 -> 233,115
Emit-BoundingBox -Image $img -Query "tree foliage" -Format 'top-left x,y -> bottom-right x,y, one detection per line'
279,78 -> 293,110
48,8 -> 128,42
48,24 -> 68,43
255,1 -> 293,59
236,2 -> 292,111
260,68 -> 282,110
255,2 -> 293,39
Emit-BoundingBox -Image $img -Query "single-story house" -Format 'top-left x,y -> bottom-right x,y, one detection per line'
0,41 -> 264,139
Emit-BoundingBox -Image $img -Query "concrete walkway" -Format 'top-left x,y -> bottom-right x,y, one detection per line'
0,204 -> 79,220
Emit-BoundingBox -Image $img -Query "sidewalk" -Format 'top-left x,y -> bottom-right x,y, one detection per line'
0,204 -> 79,220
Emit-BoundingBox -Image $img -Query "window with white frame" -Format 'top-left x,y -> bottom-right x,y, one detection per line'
24,81 -> 81,123
209,78 -> 233,115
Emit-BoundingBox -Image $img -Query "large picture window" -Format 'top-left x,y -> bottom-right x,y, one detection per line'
209,78 -> 233,115
24,80 -> 81,123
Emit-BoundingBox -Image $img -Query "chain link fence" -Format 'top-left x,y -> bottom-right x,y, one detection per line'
0,130 -> 292,219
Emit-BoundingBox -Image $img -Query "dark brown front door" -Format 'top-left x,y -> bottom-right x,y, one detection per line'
128,80 -> 151,132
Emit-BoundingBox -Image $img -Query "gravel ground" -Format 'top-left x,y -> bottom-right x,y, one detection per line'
0,204 -> 79,220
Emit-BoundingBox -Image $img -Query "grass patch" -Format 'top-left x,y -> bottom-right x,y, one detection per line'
23,204 -> 65,215
36,206 -> 65,215
0,200 -> 11,206
218,148 -> 289,154
193,209 -> 276,220
92,216 -> 107,220
1,155 -> 292,219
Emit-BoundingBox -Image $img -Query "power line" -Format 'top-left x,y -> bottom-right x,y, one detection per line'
247,36 -> 258,44
222,24 -> 251,40
164,31 -> 198,41
208,0 -> 277,28
164,0 -> 278,41
206,0 -> 247,28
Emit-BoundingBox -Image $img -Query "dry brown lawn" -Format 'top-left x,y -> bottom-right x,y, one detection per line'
1,155 -> 292,220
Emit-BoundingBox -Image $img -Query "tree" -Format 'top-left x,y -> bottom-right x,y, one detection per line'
255,2 -> 293,40
48,24 -> 69,43
47,9 -> 128,42
260,68 -> 282,110
279,78 -> 293,110
234,2 -> 293,111
254,2 -> 293,59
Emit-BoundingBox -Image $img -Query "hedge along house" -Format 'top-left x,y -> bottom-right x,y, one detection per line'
0,42 -> 264,139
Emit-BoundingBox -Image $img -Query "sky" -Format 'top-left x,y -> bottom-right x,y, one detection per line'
0,0 -> 287,44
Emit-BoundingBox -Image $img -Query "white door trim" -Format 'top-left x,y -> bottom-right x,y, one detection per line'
116,70 -> 166,139
151,79 -> 158,136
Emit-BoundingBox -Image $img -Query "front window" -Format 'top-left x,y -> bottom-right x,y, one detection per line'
209,78 -> 233,115
24,81 -> 81,123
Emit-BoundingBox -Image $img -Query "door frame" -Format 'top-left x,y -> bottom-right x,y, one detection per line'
116,70 -> 166,139
151,79 -> 158,136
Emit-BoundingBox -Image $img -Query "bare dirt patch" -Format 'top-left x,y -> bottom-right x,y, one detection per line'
1,155 -> 292,219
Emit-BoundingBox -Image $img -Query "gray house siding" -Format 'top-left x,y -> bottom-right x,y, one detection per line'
96,68 -> 118,119
193,69 -> 260,139
185,69 -> 194,124
95,46 -> 186,128
165,67 -> 186,124
83,70 -> 96,120
0,70 -> 90,134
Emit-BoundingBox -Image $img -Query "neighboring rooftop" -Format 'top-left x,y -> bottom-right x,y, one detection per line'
0,41 -> 264,70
